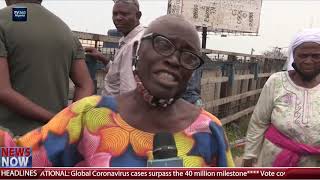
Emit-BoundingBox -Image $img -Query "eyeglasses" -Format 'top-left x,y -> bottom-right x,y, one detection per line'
141,33 -> 204,70
296,53 -> 320,61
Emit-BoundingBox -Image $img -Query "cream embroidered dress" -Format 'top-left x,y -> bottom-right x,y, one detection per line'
244,71 -> 320,166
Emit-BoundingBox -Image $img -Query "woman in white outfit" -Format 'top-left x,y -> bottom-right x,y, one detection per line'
243,29 -> 320,167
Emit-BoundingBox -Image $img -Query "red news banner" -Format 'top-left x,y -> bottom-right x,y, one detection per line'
0,168 -> 319,179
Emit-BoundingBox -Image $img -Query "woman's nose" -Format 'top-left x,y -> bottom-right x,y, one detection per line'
165,51 -> 181,68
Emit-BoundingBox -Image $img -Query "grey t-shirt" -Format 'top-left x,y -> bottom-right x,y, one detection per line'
0,3 -> 85,135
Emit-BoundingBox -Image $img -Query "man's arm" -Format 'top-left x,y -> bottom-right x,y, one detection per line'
70,60 -> 94,102
0,58 -> 54,122
85,47 -> 109,65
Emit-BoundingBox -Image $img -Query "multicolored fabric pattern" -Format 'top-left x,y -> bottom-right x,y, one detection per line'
0,96 -> 234,167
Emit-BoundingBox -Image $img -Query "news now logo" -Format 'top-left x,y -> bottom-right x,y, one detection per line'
0,147 -> 32,167
12,7 -> 27,22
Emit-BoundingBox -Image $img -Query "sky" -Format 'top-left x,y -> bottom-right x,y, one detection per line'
1,0 -> 320,55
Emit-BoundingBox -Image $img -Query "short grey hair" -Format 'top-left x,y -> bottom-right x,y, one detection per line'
113,0 -> 140,10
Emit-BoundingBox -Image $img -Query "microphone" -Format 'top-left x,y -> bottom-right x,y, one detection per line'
147,132 -> 183,167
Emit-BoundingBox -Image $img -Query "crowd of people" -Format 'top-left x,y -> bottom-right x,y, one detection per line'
0,0 -> 319,167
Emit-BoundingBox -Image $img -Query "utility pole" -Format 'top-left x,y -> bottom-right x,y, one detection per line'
251,48 -> 255,55
202,27 -> 207,49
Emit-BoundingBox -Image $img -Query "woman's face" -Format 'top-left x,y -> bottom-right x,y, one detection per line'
136,23 -> 201,99
294,42 -> 320,79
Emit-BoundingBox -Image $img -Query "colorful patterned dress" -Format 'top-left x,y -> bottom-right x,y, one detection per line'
0,96 -> 234,167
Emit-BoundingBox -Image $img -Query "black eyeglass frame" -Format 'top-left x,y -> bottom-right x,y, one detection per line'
141,33 -> 204,70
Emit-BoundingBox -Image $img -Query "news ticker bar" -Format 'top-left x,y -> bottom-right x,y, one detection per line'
0,168 -> 320,179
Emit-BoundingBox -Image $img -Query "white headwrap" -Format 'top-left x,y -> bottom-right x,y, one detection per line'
287,28 -> 320,70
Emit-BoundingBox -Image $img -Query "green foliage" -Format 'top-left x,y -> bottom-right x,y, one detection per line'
224,116 -> 250,158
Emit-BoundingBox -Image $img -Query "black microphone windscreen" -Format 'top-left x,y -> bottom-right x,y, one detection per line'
153,132 -> 178,159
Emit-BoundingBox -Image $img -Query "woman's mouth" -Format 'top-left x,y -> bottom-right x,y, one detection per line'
153,71 -> 179,87
158,72 -> 176,81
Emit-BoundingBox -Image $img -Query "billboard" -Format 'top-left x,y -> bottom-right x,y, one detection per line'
167,0 -> 262,34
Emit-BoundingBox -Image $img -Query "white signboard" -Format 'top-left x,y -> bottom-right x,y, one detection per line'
167,0 -> 262,33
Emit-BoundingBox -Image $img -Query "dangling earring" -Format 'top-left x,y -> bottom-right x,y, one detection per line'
132,55 -> 140,72
132,41 -> 140,72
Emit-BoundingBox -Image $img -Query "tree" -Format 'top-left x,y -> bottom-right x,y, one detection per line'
262,47 -> 288,59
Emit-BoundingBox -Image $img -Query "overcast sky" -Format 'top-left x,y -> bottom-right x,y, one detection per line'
1,0 -> 320,55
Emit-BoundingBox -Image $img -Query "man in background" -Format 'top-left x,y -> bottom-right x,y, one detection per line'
182,67 -> 204,107
85,0 -> 144,96
0,0 -> 94,135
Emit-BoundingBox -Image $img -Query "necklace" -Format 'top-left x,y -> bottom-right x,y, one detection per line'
135,74 -> 175,108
